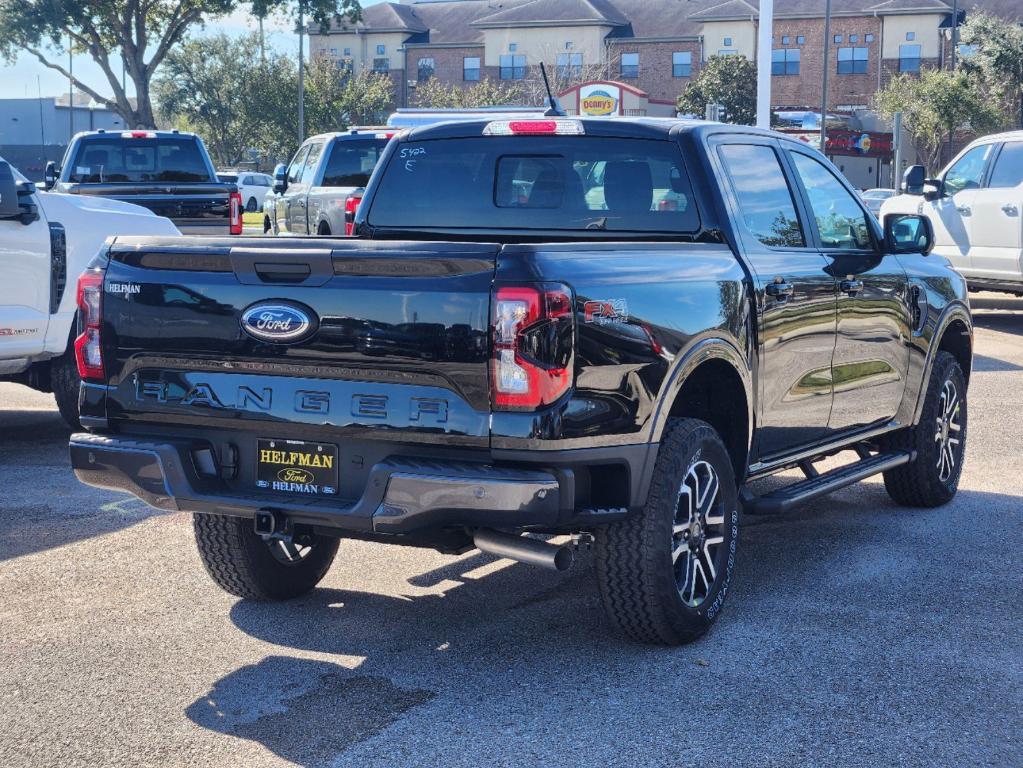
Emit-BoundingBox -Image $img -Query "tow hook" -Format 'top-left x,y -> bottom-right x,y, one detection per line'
254,509 -> 292,543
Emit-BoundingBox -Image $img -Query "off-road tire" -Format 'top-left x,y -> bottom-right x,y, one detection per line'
263,215 -> 272,234
595,418 -> 739,645
193,513 -> 339,600
882,351 -> 967,507
317,221 -> 331,236
51,349 -> 81,429
246,196 -> 258,212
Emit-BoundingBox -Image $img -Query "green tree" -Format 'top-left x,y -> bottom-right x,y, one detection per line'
0,0 -> 361,129
154,34 -> 257,166
874,68 -> 1003,171
677,55 -> 757,126
958,11 -> 1023,128
304,56 -> 395,132
413,77 -> 525,109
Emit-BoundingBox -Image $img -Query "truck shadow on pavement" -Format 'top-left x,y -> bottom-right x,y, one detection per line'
0,406 -> 166,561
184,480 -> 1022,767
970,295 -> 1023,336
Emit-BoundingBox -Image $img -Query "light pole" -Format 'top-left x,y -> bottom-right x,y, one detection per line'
756,0 -> 774,128
298,1 -> 305,145
819,0 -> 832,152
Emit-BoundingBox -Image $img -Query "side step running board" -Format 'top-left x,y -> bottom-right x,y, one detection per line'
743,451 -> 914,515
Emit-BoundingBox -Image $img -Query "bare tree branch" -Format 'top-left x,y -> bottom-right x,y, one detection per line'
26,47 -> 115,109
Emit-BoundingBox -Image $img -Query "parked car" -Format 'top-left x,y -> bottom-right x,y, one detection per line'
69,118 -> 971,645
0,155 -> 179,427
269,129 -> 393,236
860,187 -> 896,216
46,130 -> 242,236
883,130 -> 1023,296
217,171 -> 273,213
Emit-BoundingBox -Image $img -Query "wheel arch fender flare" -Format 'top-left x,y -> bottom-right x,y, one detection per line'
912,300 -> 973,425
649,336 -> 754,451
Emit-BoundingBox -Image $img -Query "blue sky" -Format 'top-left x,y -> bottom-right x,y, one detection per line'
0,1 -> 385,101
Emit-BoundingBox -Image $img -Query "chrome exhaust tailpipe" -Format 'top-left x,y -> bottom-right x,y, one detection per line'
473,530 -> 574,571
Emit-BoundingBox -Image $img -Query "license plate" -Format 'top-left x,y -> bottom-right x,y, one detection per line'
256,439 -> 338,496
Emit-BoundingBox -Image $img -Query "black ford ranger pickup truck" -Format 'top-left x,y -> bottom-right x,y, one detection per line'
46,130 -> 242,236
69,118 -> 972,645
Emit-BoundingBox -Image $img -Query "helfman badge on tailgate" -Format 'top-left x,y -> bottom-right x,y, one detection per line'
241,301 -> 318,343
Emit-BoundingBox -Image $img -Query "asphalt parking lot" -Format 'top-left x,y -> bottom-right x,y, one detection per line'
1,294 -> 1021,768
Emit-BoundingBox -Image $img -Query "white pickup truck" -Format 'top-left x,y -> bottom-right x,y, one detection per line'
882,130 -> 1023,296
0,156 -> 179,426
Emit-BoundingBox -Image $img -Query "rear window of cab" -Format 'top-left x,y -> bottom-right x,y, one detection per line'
367,136 -> 699,234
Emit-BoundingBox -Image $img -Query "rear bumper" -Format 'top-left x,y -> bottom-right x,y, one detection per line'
69,432 -> 616,534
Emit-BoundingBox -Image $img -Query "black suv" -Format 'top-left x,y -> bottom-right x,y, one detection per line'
69,118 -> 971,644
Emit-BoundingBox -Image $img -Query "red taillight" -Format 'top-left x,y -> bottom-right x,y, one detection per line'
229,191 -> 242,235
344,194 -> 362,236
491,284 -> 574,410
74,271 -> 104,381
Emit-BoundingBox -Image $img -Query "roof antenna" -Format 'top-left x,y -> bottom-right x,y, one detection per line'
539,62 -> 566,117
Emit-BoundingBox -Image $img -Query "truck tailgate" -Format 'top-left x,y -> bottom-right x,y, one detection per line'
72,183 -> 233,234
100,237 -> 496,448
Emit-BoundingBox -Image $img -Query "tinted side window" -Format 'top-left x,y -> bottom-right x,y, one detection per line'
790,152 -> 871,250
719,144 -> 804,248
944,144 -> 992,195
300,142 -> 324,184
988,142 -> 1023,189
287,147 -> 309,184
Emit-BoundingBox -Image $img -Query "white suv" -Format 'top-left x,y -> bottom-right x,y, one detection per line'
882,131 -> 1023,296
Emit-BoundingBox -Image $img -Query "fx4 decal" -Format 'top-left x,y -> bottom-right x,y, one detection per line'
583,299 -> 629,326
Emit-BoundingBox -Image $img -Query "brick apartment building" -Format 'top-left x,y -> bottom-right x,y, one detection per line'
309,0 -> 1021,114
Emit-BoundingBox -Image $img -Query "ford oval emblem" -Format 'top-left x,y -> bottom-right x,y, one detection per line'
241,302 -> 317,343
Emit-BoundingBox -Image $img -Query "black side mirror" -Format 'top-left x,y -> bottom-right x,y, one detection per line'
884,213 -> 934,255
901,165 -> 926,195
272,163 -> 288,194
44,160 -> 58,190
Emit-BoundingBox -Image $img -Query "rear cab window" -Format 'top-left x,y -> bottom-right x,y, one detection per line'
366,135 -> 699,234
69,135 -> 213,183
322,138 -> 389,187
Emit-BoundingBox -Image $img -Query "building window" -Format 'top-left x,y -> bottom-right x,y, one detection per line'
772,48 -> 800,75
565,41 -> 573,49
376,44 -> 386,55
906,32 -> 915,41
864,34 -> 873,43
463,56 -> 480,81
509,43 -> 517,52
343,47 -> 351,56
620,52 -> 639,78
672,51 -> 692,77
834,35 -> 842,43
499,54 -> 526,80
372,57 -> 389,73
850,34 -> 858,43
837,47 -> 868,74
797,35 -> 805,44
417,57 -> 435,82
899,44 -> 921,72
958,43 -> 978,59
557,52 -> 583,79
781,35 -> 790,45
329,47 -> 337,55
723,37 -> 733,46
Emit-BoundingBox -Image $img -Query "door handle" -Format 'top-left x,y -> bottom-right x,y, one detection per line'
765,280 -> 794,301
1002,204 -> 1019,216
840,278 -> 864,296
956,205 -> 971,216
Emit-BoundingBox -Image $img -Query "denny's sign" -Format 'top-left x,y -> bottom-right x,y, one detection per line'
579,83 -> 621,116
